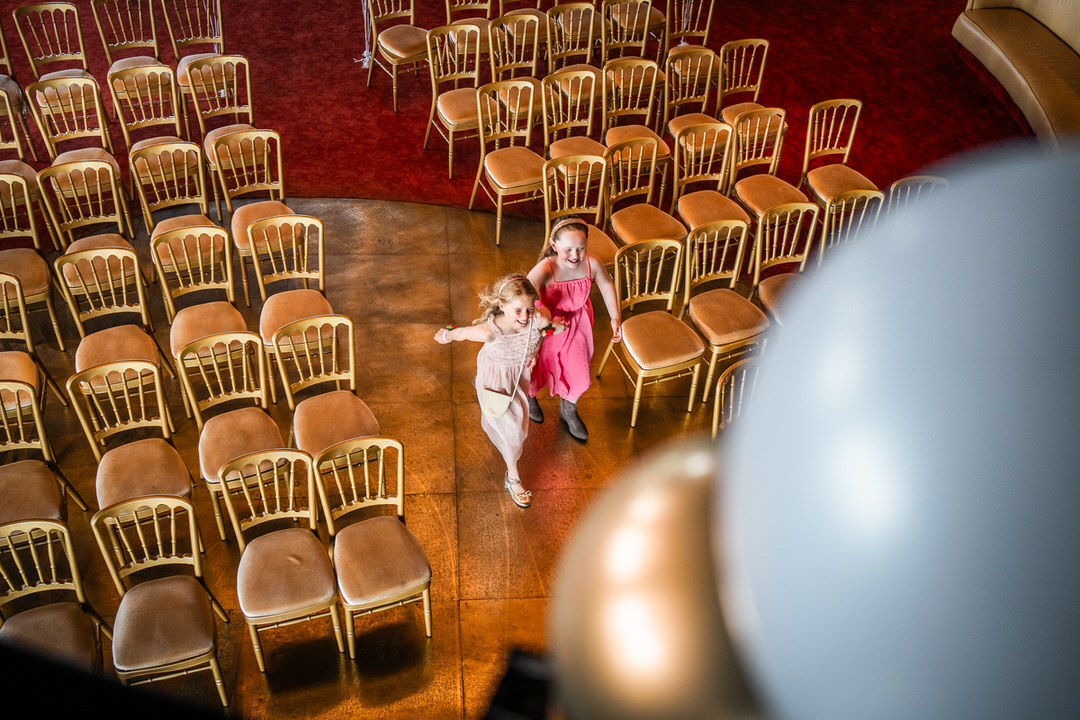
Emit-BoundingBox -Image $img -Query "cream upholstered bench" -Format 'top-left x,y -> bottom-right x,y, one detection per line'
952,0 -> 1080,149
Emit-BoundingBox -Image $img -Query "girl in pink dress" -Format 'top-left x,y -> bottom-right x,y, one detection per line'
527,218 -> 622,441
434,274 -> 561,508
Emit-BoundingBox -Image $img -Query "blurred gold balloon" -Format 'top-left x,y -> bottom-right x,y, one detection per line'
549,437 -> 761,720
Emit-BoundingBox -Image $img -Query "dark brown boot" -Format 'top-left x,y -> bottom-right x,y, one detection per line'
559,399 -> 588,442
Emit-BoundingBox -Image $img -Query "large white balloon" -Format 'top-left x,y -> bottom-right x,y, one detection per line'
721,143 -> 1080,719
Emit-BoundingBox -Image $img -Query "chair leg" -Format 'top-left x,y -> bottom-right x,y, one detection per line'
329,605 -> 346,654
52,463 -> 88,512
495,195 -> 504,246
209,655 -> 229,707
686,364 -> 701,413
700,353 -> 718,403
422,588 -> 432,637
447,132 -> 455,180
238,254 -> 252,307
630,377 -> 644,427
208,488 -> 228,541
43,291 -> 67,350
391,65 -> 400,112
344,607 -> 356,659
248,623 -> 267,673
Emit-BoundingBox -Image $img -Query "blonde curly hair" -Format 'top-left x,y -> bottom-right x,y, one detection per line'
472,273 -> 539,325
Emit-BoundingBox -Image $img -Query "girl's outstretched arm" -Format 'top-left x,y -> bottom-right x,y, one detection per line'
590,255 -> 622,343
434,323 -> 495,344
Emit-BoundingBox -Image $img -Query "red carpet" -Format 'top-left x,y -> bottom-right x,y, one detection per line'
0,0 -> 1033,210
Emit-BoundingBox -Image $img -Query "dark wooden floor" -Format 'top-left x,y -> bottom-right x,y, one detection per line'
13,196 -> 722,719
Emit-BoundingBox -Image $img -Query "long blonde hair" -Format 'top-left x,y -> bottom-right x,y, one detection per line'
472,273 -> 539,325
539,217 -> 589,261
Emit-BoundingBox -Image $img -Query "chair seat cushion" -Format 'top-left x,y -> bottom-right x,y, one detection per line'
378,24 -> 429,60
96,438 -> 192,509
177,52 -> 221,86
549,135 -> 606,159
0,459 -> 63,524
721,101 -> 765,125
113,575 -> 215,672
610,204 -> 687,245
150,214 -> 217,241
259,289 -> 333,343
687,289 -> 770,346
0,159 -> 39,190
436,87 -> 480,127
554,63 -> 603,99
586,224 -> 618,268
130,137 -> 196,178
484,146 -> 545,190
109,56 -> 165,75
0,248 -> 50,296
449,19 -> 491,53
678,190 -> 751,230
171,301 -> 247,357
74,325 -> 159,373
294,390 -> 380,459
805,163 -> 878,205
60,234 -> 136,286
604,125 -> 671,158
237,527 -> 336,618
52,147 -> 122,177
334,516 -> 432,608
758,272 -> 802,323
0,350 -> 38,388
199,406 -> 284,482
667,112 -> 715,140
623,312 -> 704,369
231,201 -> 294,252
0,602 -> 99,672
734,174 -> 808,217
203,123 -> 257,164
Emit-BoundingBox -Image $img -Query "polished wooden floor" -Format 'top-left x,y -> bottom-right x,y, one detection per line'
12,197 -> 722,718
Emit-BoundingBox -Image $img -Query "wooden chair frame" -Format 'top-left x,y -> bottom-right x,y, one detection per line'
424,24 -> 483,180
13,3 -> 89,80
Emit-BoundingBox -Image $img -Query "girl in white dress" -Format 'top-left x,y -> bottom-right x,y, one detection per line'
434,274 -> 563,508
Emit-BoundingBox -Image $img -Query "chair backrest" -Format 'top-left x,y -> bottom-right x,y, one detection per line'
673,120 -> 733,201
489,13 -> 541,80
602,56 -> 660,134
187,54 -> 253,137
247,213 -> 325,302
887,175 -> 948,216
0,519 -> 90,617
477,79 -> 537,153
211,128 -> 284,214
90,495 -> 206,595
664,45 -> 714,122
684,218 -> 750,305
315,436 -> 405,534
149,221 -> 230,321
0,377 -> 55,461
66,360 -> 170,461
541,67 -> 599,151
38,159 -> 130,248
604,135 -> 659,208
613,237 -> 683,314
730,106 -> 786,184
13,3 -> 88,79
368,0 -> 416,30
0,173 -> 44,250
800,98 -> 862,186
54,245 -> 150,333
546,3 -> 597,72
0,17 -> 17,79
818,188 -> 884,262
427,24 -> 483,93
752,201 -> 819,287
176,330 -> 264,430
159,0 -> 223,59
272,314 -> 356,411
130,140 -> 208,234
0,91 -> 29,162
542,153 -> 607,236
25,76 -> 114,159
446,0 -> 491,23
107,63 -> 182,149
91,0 -> 160,67
719,38 -> 768,109
601,0 -> 652,63
665,0 -> 714,48
714,355 -> 760,434
217,449 -> 322,552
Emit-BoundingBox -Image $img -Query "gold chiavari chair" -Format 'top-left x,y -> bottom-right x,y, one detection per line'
605,135 -> 686,248
130,140 -> 209,236
815,188 -> 885,263
424,24 -> 483,180
366,0 -> 430,113
749,201 -> 820,319
542,67 -> 606,159
270,314 -> 355,414
717,38 -> 769,124
159,0 -> 225,119
886,174 -> 948,216
12,3 -> 91,80
91,0 -> 164,76
25,75 -> 116,161
542,153 -> 618,269
711,355 -> 760,439
107,63 -> 184,156
546,2 -> 599,74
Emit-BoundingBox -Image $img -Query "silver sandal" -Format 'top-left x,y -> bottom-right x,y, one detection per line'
504,473 -> 532,508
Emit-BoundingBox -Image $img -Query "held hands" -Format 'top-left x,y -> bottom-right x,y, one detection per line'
611,316 -> 623,343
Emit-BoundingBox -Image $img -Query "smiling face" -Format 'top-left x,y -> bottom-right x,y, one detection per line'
498,294 -> 535,330
551,228 -> 588,270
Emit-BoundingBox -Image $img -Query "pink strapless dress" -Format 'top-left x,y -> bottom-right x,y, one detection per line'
529,270 -> 594,402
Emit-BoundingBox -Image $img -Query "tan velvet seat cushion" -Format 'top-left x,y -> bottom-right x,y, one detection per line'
450,18 -> 491,54
177,52 -> 222,87
60,233 -> 136,285
677,190 -> 751,231
0,459 -> 63,524
555,63 -> 603,100
130,137 -> 196,179
108,56 -> 165,75
733,174 -> 808,217
198,406 -> 284,482
623,312 -> 704,369
237,527 -> 336,618
805,163 -> 878,204
483,146 -> 545,191
0,349 -> 38,388
610,203 -> 687,245
0,75 -> 22,107
294,390 -> 380,459
604,125 -> 671,159
758,272 -> 802,324
0,248 -> 51,296
721,101 -> 764,125
549,135 -> 607,159
495,77 -> 544,117
74,325 -> 159,372
0,602 -> 99,672
112,574 -> 216,672
378,24 -> 429,61
505,9 -> 552,42
0,159 -> 40,191
334,516 -> 432,608
687,289 -> 770,346
150,214 -> 217,240
203,123 -> 257,167
586,224 -> 618,268
258,289 -> 333,344
436,87 -> 480,128
52,147 -> 123,177
170,301 -> 247,357
667,111 -> 715,140
231,201 -> 294,254
96,438 -> 192,509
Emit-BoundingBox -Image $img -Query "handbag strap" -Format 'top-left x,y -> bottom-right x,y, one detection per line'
510,313 -> 533,389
